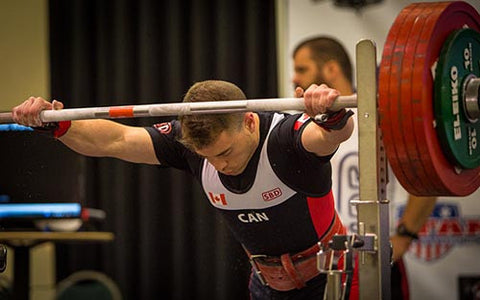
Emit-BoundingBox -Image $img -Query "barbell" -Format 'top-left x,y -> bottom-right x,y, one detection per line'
0,1 -> 479,197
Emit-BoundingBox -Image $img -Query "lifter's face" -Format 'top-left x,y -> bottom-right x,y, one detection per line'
292,46 -> 326,90
195,113 -> 259,176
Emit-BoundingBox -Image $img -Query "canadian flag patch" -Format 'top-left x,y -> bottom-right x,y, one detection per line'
208,192 -> 227,206
294,113 -> 310,131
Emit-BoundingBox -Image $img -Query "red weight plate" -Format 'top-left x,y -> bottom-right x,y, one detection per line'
409,2 -> 453,195
411,1 -> 480,196
379,3 -> 421,194
413,2 -> 464,194
398,3 -> 441,195
388,4 -> 429,195
393,3 -> 445,195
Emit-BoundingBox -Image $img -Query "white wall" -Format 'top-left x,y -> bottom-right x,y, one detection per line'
0,0 -> 50,111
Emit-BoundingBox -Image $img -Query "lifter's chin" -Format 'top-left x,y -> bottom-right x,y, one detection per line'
220,164 -> 247,176
220,169 -> 240,176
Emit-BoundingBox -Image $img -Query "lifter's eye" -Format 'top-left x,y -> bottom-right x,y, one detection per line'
218,149 -> 231,157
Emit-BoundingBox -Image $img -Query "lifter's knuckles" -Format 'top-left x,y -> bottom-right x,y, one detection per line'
13,97 -> 53,127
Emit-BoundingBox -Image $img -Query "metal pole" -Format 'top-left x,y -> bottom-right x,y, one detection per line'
355,39 -> 391,299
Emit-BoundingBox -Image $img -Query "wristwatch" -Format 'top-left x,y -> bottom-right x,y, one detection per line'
396,223 -> 419,240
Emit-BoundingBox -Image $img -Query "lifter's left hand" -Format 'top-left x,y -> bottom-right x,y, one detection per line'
295,84 -> 340,118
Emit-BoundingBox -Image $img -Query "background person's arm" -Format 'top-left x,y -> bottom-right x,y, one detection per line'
391,195 -> 437,261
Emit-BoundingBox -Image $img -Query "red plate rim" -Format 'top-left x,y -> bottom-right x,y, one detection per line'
379,3 -> 421,194
410,1 -> 452,195
388,4 -> 430,195
398,3 -> 440,195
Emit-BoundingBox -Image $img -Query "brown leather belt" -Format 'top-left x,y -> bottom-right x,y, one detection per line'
245,211 -> 346,291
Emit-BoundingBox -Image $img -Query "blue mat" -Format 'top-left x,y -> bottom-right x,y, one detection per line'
0,124 -> 33,132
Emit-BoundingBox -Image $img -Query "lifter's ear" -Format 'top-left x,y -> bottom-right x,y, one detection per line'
244,113 -> 256,133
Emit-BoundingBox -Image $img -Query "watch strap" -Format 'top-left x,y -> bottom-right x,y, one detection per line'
396,223 -> 419,240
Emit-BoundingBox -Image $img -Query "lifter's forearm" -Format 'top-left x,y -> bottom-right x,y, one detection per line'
302,117 -> 354,156
58,119 -> 129,158
59,119 -> 158,164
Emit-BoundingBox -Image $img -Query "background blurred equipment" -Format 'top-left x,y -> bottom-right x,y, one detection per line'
333,0 -> 383,10
55,270 -> 122,300
309,0 -> 384,10
0,203 -> 82,232
0,245 -> 6,273
0,231 -> 114,300
0,203 -> 105,232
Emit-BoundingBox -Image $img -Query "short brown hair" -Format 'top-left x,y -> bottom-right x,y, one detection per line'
179,80 -> 247,150
293,36 -> 353,83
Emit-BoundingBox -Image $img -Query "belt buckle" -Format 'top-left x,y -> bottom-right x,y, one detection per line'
249,254 -> 269,286
316,242 -> 334,272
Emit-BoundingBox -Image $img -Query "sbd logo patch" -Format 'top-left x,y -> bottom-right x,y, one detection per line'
262,188 -> 282,201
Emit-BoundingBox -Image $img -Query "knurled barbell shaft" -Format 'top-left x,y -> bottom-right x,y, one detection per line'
0,95 -> 358,124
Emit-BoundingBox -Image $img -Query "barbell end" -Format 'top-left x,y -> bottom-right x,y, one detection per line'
0,112 -> 14,124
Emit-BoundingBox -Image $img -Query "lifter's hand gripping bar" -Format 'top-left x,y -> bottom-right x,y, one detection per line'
0,95 -> 357,124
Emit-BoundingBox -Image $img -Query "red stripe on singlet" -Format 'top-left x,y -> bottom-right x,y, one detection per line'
294,113 -> 309,131
306,189 -> 335,239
